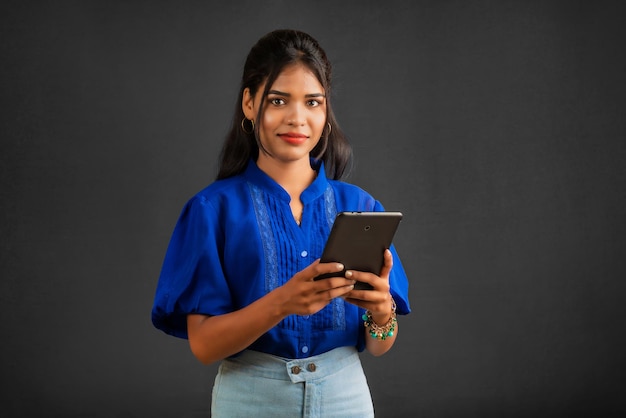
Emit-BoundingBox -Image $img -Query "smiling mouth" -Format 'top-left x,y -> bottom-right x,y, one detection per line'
278,133 -> 308,145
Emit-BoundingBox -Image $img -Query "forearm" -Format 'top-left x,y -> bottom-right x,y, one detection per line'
187,289 -> 286,365
364,311 -> 398,356
186,262 -> 353,365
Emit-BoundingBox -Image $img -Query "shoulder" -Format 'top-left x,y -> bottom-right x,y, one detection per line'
175,175 -> 251,226
328,179 -> 370,196
327,179 -> 381,211
191,175 -> 249,206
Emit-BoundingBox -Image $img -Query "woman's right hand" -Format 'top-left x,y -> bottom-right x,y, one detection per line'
275,260 -> 355,317
188,260 -> 353,365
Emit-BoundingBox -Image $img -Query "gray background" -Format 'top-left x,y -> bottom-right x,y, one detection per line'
2,1 -> 625,417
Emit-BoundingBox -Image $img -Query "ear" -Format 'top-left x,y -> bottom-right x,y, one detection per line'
242,88 -> 256,120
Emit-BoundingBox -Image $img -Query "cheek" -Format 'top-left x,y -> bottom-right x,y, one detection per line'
261,110 -> 280,130
312,112 -> 327,135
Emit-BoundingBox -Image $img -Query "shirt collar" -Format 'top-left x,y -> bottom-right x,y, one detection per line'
243,159 -> 329,204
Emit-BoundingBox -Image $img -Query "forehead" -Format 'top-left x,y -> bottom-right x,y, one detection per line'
269,63 -> 324,93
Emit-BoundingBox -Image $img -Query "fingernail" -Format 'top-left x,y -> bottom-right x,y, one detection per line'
345,270 -> 353,278
337,263 -> 344,270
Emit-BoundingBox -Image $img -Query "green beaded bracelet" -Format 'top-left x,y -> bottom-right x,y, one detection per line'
363,298 -> 397,340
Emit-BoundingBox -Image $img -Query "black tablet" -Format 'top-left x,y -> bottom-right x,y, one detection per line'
315,211 -> 403,290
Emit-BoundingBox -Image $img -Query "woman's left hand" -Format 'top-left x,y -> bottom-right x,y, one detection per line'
342,249 -> 394,324
343,248 -> 398,356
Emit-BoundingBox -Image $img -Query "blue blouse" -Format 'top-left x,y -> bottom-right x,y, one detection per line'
152,159 -> 410,359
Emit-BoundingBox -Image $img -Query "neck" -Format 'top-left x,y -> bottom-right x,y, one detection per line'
256,157 -> 316,197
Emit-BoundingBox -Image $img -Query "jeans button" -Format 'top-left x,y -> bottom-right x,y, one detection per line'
307,363 -> 317,372
291,365 -> 301,375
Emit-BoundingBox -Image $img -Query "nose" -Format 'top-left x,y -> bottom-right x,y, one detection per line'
285,103 -> 305,126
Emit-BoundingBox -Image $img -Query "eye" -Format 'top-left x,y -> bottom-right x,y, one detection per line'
306,99 -> 320,107
269,98 -> 285,106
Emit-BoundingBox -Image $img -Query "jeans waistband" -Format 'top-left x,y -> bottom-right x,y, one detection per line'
221,346 -> 360,384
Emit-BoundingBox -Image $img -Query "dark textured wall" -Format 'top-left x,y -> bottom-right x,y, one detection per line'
2,1 -> 625,417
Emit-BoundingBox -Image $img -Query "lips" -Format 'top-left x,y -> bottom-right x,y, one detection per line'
278,132 -> 308,145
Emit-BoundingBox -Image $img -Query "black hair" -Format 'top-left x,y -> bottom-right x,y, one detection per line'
216,29 -> 352,180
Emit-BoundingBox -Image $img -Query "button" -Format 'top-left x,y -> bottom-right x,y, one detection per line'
301,345 -> 309,354
303,315 -> 310,319
300,250 -> 308,257
307,363 -> 317,372
291,365 -> 301,375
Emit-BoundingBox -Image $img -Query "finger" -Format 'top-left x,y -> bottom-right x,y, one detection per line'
315,276 -> 356,292
379,249 -> 393,279
343,250 -> 393,284
315,260 -> 345,276
344,269 -> 390,295
343,290 -> 390,311
344,269 -> 377,286
343,282 -> 385,300
324,282 -> 355,300
297,260 -> 344,282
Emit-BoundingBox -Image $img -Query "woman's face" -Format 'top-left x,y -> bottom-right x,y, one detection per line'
242,63 -> 327,168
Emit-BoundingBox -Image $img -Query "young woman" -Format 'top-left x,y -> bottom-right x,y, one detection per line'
152,29 -> 411,417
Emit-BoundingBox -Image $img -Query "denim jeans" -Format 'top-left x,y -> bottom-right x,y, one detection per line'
211,346 -> 375,418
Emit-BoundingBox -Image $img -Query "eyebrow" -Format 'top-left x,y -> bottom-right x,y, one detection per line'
267,89 -> 326,98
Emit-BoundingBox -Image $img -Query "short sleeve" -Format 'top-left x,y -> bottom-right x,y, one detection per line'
151,196 -> 232,339
372,200 -> 411,315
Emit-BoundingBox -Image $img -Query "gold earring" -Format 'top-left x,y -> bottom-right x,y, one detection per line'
241,118 -> 254,134
325,122 -> 332,136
